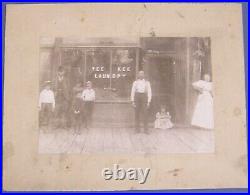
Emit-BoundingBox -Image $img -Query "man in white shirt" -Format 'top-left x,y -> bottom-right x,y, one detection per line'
81,81 -> 95,128
131,71 -> 152,134
39,81 -> 55,127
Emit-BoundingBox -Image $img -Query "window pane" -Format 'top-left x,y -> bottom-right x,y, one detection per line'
85,48 -> 111,101
110,48 -> 136,101
61,48 -> 85,89
39,48 -> 52,90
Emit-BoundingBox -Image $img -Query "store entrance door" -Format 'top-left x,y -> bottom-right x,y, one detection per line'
145,56 -> 176,123
144,53 -> 188,126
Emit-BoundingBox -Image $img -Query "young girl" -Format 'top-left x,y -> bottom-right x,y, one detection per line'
154,106 -> 174,130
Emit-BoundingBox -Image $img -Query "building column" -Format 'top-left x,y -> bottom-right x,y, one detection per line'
185,37 -> 191,125
50,37 -> 63,80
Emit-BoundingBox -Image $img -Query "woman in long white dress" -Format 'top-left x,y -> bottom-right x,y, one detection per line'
191,74 -> 214,129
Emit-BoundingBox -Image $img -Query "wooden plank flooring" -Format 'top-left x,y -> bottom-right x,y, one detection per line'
39,127 -> 214,154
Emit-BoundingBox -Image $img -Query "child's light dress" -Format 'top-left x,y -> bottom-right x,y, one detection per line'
154,112 -> 174,129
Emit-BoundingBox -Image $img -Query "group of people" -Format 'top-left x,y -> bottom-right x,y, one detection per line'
131,71 -> 214,133
131,70 -> 174,134
39,67 -> 214,134
39,66 -> 95,133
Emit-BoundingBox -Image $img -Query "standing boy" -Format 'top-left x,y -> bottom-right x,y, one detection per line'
81,81 -> 95,129
39,81 -> 55,127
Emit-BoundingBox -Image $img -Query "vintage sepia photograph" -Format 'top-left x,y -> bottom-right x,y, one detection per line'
4,3 -> 247,191
38,36 -> 214,154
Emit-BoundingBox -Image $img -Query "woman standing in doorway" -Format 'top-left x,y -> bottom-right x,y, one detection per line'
191,74 -> 214,130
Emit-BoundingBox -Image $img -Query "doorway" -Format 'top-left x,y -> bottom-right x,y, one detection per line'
145,56 -> 176,123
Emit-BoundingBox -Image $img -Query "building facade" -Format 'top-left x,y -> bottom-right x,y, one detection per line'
40,37 -> 211,127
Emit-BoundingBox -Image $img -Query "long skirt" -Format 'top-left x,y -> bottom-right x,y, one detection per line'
191,92 -> 214,129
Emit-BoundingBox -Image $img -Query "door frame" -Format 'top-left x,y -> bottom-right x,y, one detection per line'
143,51 -> 190,126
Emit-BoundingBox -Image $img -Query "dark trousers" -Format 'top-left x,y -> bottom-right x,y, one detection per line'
83,101 -> 94,128
72,112 -> 82,131
39,103 -> 53,126
134,93 -> 148,132
72,98 -> 83,131
55,97 -> 68,128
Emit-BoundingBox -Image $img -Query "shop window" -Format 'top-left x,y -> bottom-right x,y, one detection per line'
110,48 -> 136,101
85,48 -> 137,102
86,48 -> 111,101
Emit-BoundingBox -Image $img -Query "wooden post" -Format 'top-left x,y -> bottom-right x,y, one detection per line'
173,55 -> 177,124
84,49 -> 87,83
185,37 -> 190,125
51,37 -> 62,81
135,47 -> 139,76
109,49 -> 113,89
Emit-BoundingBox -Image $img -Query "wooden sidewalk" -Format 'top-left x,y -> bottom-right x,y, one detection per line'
39,127 -> 214,154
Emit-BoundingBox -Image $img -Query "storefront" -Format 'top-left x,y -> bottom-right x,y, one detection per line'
40,37 -> 211,127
